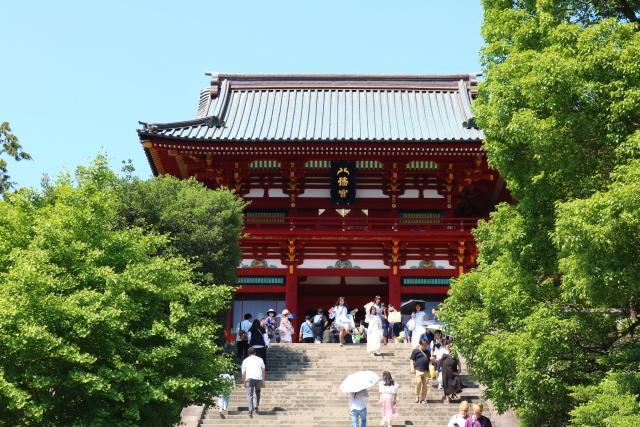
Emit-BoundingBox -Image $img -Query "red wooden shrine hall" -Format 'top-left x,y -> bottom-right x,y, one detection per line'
137,73 -> 510,341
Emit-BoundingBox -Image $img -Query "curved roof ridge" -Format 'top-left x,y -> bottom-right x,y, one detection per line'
205,72 -> 479,92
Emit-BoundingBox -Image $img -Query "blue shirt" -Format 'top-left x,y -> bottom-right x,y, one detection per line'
301,321 -> 314,338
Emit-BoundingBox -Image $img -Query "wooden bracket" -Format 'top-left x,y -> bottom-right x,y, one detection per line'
457,240 -> 466,274
288,239 -> 296,274
391,239 -> 400,275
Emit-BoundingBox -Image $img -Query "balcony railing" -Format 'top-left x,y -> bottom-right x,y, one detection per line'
243,216 -> 479,232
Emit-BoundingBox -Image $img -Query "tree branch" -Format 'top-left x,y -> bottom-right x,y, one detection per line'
616,1 -> 640,24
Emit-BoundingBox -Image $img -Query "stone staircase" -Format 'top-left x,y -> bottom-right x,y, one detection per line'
196,343 -> 495,427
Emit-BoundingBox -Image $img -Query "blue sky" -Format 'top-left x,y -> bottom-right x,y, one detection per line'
1,1 -> 484,189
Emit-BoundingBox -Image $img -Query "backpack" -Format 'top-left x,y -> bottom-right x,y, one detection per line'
313,314 -> 324,327
238,322 -> 248,341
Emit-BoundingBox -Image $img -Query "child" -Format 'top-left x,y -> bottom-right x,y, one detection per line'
264,308 -> 277,340
353,326 -> 362,344
217,372 -> 234,415
378,371 -> 399,427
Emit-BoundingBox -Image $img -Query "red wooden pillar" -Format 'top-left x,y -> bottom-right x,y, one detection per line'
388,239 -> 401,309
224,309 -> 233,343
388,271 -> 401,310
285,271 -> 299,342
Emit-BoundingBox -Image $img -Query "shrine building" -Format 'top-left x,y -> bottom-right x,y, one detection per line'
137,73 -> 509,340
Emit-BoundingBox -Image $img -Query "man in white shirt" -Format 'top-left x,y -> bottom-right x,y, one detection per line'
348,389 -> 368,427
236,313 -> 253,361
241,346 -> 266,416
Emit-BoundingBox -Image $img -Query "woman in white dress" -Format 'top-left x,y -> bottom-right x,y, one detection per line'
411,302 -> 427,349
366,306 -> 383,356
330,296 -> 350,346
278,309 -> 294,343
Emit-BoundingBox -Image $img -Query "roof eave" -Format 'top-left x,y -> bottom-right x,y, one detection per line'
136,133 -> 484,144
141,145 -> 159,177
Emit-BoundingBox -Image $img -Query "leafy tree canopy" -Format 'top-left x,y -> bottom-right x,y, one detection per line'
0,157 -> 239,426
114,172 -> 246,286
441,2 -> 640,425
0,122 -> 31,196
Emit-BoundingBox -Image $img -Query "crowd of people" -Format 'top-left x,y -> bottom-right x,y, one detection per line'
234,295 -> 437,353
229,295 -> 493,426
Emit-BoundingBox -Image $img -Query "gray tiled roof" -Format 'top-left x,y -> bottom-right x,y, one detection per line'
139,74 -> 482,142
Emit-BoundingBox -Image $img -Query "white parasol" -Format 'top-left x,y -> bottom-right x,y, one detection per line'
425,322 -> 446,331
339,371 -> 380,393
276,313 -> 297,319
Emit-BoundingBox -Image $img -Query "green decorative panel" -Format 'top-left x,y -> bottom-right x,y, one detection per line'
407,160 -> 438,170
402,277 -> 451,286
356,160 -> 383,170
305,160 -> 331,169
400,210 -> 443,224
249,160 -> 281,169
245,210 -> 287,223
237,276 -> 285,285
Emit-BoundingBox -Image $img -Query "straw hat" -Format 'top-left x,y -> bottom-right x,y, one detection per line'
281,309 -> 290,315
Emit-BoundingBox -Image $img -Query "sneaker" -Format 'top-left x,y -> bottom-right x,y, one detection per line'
415,397 -> 420,403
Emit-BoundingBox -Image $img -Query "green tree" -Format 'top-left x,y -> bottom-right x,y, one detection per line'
440,1 -> 640,425
570,372 -> 640,426
0,122 -> 31,195
556,159 -> 640,426
0,158 -> 236,426
115,175 -> 246,286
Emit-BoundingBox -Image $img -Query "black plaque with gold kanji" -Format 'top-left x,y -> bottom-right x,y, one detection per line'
330,161 -> 357,205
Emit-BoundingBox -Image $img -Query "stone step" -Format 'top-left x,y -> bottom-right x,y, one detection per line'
191,343 -> 494,427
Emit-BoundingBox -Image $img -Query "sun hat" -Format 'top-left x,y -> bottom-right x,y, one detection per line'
281,309 -> 290,315
267,308 -> 276,314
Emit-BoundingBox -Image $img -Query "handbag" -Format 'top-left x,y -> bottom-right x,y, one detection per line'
406,318 -> 415,331
429,363 -> 437,379
238,322 -> 248,341
388,311 -> 401,323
